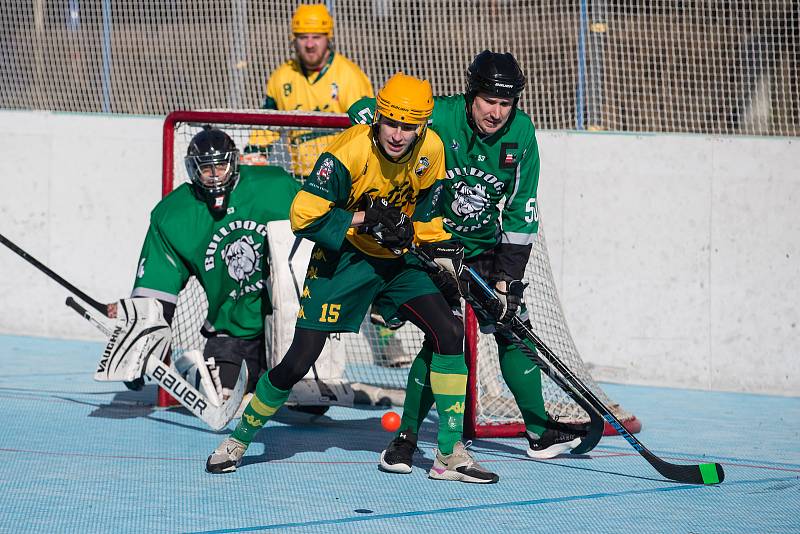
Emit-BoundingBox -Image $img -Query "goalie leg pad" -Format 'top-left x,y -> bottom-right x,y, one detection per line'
173,349 -> 222,407
95,298 -> 171,382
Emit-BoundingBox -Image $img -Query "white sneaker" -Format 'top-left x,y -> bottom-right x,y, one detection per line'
206,437 -> 247,474
428,441 -> 499,484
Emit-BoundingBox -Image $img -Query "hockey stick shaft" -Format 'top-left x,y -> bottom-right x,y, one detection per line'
1,232 -> 107,315
462,264 -> 724,485
408,246 -> 604,453
66,297 -> 111,336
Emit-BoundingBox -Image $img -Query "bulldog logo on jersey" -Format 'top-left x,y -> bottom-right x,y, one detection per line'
415,157 -> 430,177
331,82 -> 339,101
315,157 -> 335,185
222,235 -> 262,285
451,181 -> 489,221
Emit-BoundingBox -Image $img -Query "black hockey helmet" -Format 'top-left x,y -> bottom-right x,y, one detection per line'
466,50 -> 526,103
185,126 -> 240,215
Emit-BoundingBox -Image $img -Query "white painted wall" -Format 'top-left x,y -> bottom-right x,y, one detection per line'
0,110 -> 797,396
1,110 -> 162,341
536,132 -> 799,397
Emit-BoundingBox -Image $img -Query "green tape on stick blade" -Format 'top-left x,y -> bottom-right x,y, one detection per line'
699,463 -> 721,484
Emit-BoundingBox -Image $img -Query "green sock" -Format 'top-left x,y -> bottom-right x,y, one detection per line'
230,372 -> 290,447
430,351 -> 467,455
399,347 -> 435,435
498,339 -> 547,436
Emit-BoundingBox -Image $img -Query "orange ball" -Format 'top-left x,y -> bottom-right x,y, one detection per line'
381,411 -> 401,432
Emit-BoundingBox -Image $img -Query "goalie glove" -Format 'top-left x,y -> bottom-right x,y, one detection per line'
485,276 -> 527,329
360,195 -> 415,250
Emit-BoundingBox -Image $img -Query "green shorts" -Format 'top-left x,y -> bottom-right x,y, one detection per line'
295,241 -> 439,333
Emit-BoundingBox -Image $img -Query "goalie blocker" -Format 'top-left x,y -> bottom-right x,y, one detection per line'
80,297 -> 247,431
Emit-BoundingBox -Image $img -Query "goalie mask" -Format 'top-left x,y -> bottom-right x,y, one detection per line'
185,126 -> 240,215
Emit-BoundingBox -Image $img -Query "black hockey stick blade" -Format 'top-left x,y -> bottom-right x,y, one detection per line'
462,264 -> 725,485
513,315 -> 725,485
497,316 -> 605,454
1,232 -> 107,315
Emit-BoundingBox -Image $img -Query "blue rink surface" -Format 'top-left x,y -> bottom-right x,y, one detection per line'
0,335 -> 798,534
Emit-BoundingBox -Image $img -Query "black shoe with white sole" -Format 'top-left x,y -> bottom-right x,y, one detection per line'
526,419 -> 589,459
379,430 -> 418,474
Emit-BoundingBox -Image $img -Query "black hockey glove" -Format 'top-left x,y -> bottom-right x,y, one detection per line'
360,195 -> 415,250
361,195 -> 401,229
419,241 -> 465,309
485,275 -> 527,328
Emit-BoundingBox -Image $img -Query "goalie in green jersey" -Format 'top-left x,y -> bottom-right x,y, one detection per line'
108,126 -> 300,404
349,51 -> 591,472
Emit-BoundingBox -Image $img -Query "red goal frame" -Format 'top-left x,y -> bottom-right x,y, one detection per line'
160,110 -> 640,438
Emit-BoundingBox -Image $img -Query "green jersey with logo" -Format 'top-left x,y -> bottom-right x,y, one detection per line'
131,166 -> 300,339
349,94 -> 540,261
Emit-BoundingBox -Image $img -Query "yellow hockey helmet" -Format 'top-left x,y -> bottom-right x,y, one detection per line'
291,4 -> 334,37
375,72 -> 434,126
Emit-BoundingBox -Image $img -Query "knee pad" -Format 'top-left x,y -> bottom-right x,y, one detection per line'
438,315 -> 465,355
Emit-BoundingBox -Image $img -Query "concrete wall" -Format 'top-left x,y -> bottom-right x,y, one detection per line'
0,110 -> 797,396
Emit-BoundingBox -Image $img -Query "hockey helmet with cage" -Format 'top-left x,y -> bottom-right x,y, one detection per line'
372,72 -> 434,161
466,50 -> 526,103
185,126 -> 240,215
292,4 -> 334,37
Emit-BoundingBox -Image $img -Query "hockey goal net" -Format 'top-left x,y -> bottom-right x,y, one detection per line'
161,110 -> 640,438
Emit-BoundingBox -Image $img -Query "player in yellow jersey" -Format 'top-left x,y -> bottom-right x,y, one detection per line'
207,73 -> 499,484
245,3 -> 374,176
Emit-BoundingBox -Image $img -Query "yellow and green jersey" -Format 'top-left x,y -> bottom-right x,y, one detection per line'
263,51 -> 373,113
289,124 -> 450,258
248,52 -> 374,177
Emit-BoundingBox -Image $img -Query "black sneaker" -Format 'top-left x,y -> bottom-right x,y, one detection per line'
526,419 -> 589,459
379,430 -> 418,474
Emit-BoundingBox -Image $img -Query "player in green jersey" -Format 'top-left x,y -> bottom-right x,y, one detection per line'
206,73 -> 499,484
349,51 -> 590,472
109,126 -> 300,399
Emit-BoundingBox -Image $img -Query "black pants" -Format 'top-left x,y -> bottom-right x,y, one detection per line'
203,335 -> 266,393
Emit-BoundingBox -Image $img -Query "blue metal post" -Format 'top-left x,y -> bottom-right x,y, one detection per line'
576,0 -> 588,130
101,0 -> 111,113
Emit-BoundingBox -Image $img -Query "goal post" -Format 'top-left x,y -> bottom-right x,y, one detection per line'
160,109 -> 640,437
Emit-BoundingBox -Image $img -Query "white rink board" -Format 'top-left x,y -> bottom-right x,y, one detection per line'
0,110 -> 797,396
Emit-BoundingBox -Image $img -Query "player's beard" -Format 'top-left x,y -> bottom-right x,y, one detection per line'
298,46 -> 329,71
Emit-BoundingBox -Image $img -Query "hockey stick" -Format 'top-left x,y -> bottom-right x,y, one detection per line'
459,264 -> 725,485
409,246 -> 603,455
66,296 -> 246,431
465,289 -> 604,455
1,232 -> 107,315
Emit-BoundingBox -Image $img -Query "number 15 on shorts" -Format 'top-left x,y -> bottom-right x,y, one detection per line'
319,303 -> 341,323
